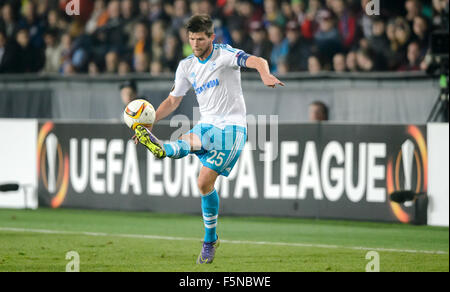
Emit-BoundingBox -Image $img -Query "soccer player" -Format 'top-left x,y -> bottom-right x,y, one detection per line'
134,14 -> 284,264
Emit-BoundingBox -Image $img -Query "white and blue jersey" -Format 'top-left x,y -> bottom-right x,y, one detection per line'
170,44 -> 250,176
170,43 -> 249,129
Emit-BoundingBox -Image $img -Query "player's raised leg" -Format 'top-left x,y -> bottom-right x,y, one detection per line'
197,166 -> 220,264
163,133 -> 202,159
135,127 -> 202,159
134,125 -> 166,158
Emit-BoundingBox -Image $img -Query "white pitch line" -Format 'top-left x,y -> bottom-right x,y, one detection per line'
0,227 -> 448,255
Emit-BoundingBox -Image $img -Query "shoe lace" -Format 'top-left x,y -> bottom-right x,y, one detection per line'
203,242 -> 214,255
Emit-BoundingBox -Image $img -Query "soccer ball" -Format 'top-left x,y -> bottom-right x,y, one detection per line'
123,99 -> 156,130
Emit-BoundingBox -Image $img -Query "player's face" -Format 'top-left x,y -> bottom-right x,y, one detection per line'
188,31 -> 215,60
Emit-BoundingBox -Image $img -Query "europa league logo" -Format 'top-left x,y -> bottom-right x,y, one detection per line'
386,126 -> 428,223
37,122 -> 70,208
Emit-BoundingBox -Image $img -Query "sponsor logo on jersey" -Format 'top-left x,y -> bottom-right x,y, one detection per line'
194,79 -> 220,95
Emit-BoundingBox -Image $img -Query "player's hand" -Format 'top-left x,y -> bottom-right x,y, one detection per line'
261,74 -> 285,88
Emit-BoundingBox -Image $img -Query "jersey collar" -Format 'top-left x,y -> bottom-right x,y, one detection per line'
196,45 -> 215,64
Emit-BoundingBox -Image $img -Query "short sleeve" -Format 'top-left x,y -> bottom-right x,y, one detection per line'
170,62 -> 191,97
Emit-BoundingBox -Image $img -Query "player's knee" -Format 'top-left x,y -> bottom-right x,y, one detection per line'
197,177 -> 214,195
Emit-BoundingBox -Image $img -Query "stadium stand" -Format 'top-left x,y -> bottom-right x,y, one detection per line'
0,0 -> 448,75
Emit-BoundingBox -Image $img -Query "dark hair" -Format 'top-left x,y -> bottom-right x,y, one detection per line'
185,14 -> 214,37
120,80 -> 137,92
310,101 -> 329,120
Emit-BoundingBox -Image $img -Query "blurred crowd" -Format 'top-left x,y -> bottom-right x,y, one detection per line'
0,0 -> 448,76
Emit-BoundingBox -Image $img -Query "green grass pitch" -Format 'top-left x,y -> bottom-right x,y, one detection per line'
0,208 -> 448,272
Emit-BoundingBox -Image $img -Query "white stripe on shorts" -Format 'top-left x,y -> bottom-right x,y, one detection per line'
222,132 -> 244,172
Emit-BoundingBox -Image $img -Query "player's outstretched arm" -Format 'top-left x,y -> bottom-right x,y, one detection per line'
246,56 -> 285,88
154,94 -> 184,124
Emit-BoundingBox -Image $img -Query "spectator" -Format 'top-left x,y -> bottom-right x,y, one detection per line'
85,0 -> 108,35
263,0 -> 286,27
0,29 -> 15,73
132,21 -> 150,59
412,15 -> 430,52
147,0 -> 170,24
35,1 -> 49,21
134,52 -> 149,73
281,0 -> 296,22
300,0 -> 322,39
333,53 -> 346,73
150,20 -> 165,64
331,0 -> 357,50
368,17 -> 389,70
267,24 -> 289,73
386,17 -> 411,70
224,2 -> 241,29
249,21 -> 272,64
432,0 -> 449,29
291,0 -> 307,25
150,59 -> 164,76
60,33 -> 74,72
405,0 -> 422,27
120,80 -> 138,105
121,0 -> 138,46
0,0 -> 438,75
0,3 -> 17,40
170,0 -> 190,32
88,61 -> 100,76
277,57 -> 289,75
46,10 -> 67,39
18,1 -> 44,49
235,0 -> 263,32
398,41 -> 422,71
213,18 -> 232,45
309,101 -> 329,121
308,55 -> 322,74
285,20 -> 311,72
369,17 -> 390,58
356,49 -> 374,72
14,28 -> 44,73
105,50 -> 119,74
178,26 -> 193,58
394,18 -> 412,53
357,0 -> 374,39
118,59 -> 132,75
314,10 -> 343,67
103,0 -> 126,52
198,0 -> 215,16
229,25 -> 252,55
346,50 -> 358,72
42,29 -> 63,74
221,0 -> 238,20
63,63 -> 76,76
161,33 -> 183,72
189,0 -> 201,15
138,0 -> 151,21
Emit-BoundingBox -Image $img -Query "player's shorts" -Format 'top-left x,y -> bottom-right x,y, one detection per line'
187,123 -> 247,177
